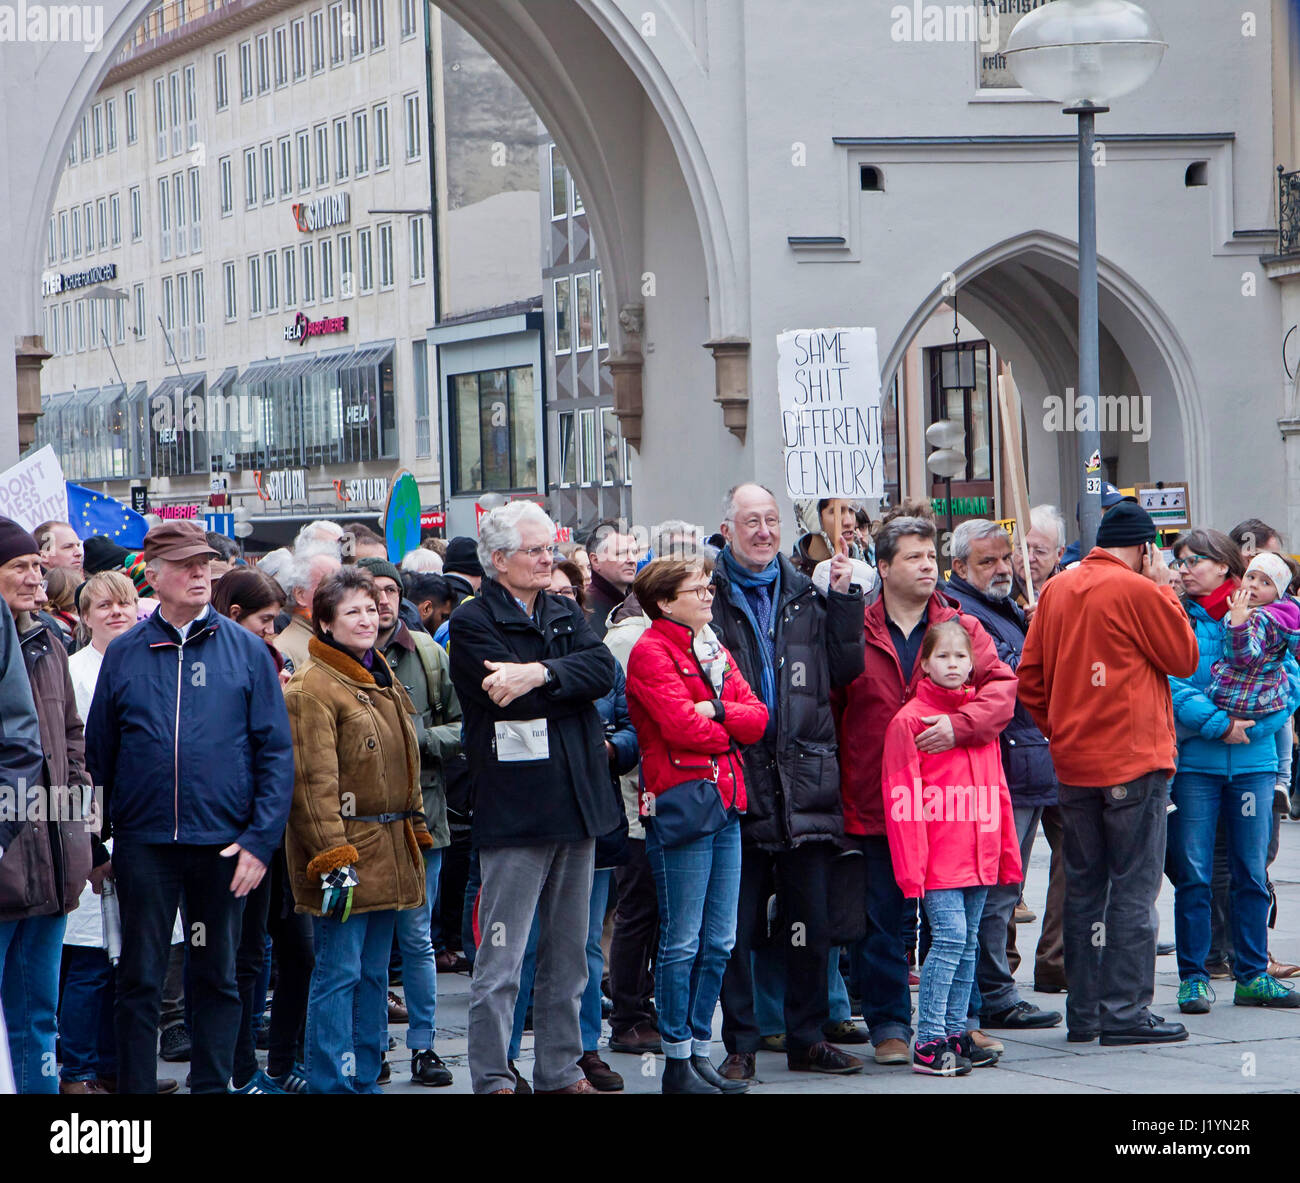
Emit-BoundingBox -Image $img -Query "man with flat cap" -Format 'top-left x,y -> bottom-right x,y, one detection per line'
85,520 -> 294,1093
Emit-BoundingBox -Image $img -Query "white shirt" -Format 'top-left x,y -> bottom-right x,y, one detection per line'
67,643 -> 104,723
158,602 -> 210,641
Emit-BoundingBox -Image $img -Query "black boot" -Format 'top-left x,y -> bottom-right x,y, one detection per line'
691,1055 -> 749,1093
662,1056 -> 721,1094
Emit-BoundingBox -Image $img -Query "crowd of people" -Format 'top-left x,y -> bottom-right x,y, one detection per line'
1,486 -> 1299,1093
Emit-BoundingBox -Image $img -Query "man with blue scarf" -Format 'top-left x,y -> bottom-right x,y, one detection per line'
710,483 -> 867,1080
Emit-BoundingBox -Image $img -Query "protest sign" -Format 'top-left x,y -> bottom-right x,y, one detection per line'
777,327 -> 884,500
0,446 -> 67,532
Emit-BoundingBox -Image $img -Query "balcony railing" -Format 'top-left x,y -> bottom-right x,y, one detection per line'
1279,166 -> 1300,257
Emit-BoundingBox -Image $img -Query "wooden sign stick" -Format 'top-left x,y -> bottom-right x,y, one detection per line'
828,498 -> 846,555
997,366 -> 1036,606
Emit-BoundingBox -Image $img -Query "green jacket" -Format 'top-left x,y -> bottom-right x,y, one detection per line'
379,621 -> 461,849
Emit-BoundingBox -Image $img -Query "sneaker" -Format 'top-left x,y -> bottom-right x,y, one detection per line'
1177,978 -> 1214,1014
158,1025 -> 192,1062
981,1000 -> 1062,1029
1234,973 -> 1300,1007
955,1032 -> 998,1068
822,1019 -> 870,1044
267,1063 -> 309,1094
387,991 -> 409,1025
577,1050 -> 624,1091
787,1041 -> 863,1075
911,1037 -> 962,1076
411,1050 -> 454,1087
758,1033 -> 786,1053
227,1070 -> 287,1094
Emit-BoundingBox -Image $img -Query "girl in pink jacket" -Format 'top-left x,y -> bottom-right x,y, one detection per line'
881,620 -> 1022,1076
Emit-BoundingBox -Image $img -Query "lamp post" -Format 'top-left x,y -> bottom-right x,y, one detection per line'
1006,0 -> 1165,554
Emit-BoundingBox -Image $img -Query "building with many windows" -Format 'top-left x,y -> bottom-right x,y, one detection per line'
32,0 -> 539,547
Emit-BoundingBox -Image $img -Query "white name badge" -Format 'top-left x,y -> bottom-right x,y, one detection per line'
494,718 -> 550,762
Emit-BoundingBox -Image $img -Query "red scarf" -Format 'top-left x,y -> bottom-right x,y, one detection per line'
1196,577 -> 1238,621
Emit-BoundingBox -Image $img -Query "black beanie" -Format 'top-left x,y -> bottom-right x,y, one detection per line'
0,517 -> 40,568
443,536 -> 484,578
83,535 -> 131,574
1095,500 -> 1156,548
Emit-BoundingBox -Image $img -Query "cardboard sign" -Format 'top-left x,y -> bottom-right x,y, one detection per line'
1135,482 -> 1190,529
777,327 -> 884,500
0,446 -> 68,532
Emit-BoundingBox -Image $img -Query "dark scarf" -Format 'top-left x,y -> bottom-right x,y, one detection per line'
321,632 -> 392,687
718,545 -> 779,713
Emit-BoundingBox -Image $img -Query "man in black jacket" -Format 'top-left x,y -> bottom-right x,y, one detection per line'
448,502 -> 618,1095
584,520 -> 638,640
946,520 -> 1061,1035
712,484 -> 866,1079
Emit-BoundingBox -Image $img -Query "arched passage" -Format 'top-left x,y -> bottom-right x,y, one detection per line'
882,230 -> 1207,526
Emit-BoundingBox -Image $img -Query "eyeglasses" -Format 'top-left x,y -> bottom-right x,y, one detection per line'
513,545 -> 553,560
677,584 -> 715,602
554,585 -> 578,598
1170,554 -> 1211,571
731,516 -> 780,532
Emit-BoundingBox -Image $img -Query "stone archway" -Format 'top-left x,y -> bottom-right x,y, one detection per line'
883,230 -> 1206,523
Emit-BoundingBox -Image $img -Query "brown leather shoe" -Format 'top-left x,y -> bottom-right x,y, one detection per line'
969,1029 -> 1005,1054
1014,902 -> 1037,924
719,1051 -> 756,1081
509,1060 -> 532,1095
1269,953 -> 1300,979
435,950 -> 471,973
387,990 -> 409,1024
578,1050 -> 624,1091
60,1079 -> 108,1094
534,1076 -> 599,1094
873,1037 -> 910,1065
788,1041 -> 863,1075
607,1021 -> 662,1054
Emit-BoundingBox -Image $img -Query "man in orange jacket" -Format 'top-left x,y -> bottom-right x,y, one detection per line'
1019,502 -> 1199,1046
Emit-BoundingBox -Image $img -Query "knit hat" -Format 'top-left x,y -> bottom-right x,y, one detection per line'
122,551 -> 152,595
444,536 -> 484,578
1246,552 -> 1293,602
356,556 -> 402,586
0,517 -> 40,568
1095,501 -> 1156,548
83,535 -> 131,574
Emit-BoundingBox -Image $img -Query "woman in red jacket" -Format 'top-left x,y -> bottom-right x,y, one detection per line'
882,621 -> 1021,1077
625,556 -> 768,1095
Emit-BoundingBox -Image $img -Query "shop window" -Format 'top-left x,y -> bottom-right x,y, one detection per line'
449,365 -> 537,495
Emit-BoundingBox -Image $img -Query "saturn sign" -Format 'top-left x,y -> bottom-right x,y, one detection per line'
291,192 -> 351,233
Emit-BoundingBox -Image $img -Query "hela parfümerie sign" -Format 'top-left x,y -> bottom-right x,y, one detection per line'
284,311 -> 348,345
42,262 -> 117,297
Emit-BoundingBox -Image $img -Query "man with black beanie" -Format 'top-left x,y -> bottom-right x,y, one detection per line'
1019,502 -> 1200,1047
433,538 -> 483,648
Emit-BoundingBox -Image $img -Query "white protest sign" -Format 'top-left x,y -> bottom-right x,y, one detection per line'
777,327 -> 884,500
0,446 -> 68,532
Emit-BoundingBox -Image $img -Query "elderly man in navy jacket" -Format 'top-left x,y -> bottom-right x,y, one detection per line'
946,519 -> 1061,1033
85,521 -> 293,1095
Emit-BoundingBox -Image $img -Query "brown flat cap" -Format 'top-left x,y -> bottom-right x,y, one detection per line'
142,519 -> 220,564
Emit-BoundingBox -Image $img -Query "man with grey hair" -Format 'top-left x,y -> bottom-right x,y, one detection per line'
449,501 -> 619,1093
1011,505 -> 1067,618
650,519 -> 702,560
945,520 -> 1061,1035
273,550 -> 341,674
292,519 -> 344,558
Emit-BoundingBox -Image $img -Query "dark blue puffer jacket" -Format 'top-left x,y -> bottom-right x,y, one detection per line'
84,606 -> 294,864
945,574 -> 1058,807
594,663 -> 639,869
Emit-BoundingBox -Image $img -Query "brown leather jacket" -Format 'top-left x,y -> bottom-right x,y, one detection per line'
284,636 -> 431,916
0,613 -> 94,922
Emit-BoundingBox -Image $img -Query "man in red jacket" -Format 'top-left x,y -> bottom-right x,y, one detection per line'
1018,501 -> 1199,1046
833,517 -> 1016,1065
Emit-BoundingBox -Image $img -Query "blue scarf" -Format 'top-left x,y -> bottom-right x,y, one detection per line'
718,545 -> 779,716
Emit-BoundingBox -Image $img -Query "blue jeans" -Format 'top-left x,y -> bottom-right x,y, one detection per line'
754,947 -> 851,1034
0,914 -> 66,1093
646,815 -> 742,1059
580,868 -> 613,1052
917,887 -> 988,1044
394,849 -> 442,1049
60,946 -> 117,1083
1170,770 -> 1274,982
305,909 -> 397,1094
850,835 -> 914,1046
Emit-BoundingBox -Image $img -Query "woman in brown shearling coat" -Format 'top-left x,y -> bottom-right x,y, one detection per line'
284,566 -> 432,1094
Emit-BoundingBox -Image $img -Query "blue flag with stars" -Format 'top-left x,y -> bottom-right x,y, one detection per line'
66,482 -> 149,548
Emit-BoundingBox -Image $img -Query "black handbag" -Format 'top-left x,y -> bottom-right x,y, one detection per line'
649,775 -> 729,848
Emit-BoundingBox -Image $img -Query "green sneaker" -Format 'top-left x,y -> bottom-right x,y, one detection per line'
1233,974 -> 1300,1008
1177,978 -> 1214,1014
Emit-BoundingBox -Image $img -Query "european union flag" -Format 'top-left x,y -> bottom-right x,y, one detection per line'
66,482 -> 149,548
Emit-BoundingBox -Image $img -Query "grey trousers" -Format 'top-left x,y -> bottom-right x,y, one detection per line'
973,805 -> 1043,1016
1059,772 -> 1168,1034
469,838 -> 594,1094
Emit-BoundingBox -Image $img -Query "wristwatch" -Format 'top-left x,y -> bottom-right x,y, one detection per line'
542,665 -> 555,686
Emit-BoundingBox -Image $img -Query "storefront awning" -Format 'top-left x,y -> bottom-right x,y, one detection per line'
151,372 -> 205,401
305,347 -> 355,374
210,366 -> 239,396
68,386 -> 101,412
89,383 -> 127,411
341,340 -> 396,371
235,359 -> 281,386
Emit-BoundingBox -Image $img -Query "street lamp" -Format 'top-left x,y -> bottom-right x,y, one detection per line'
1006,0 -> 1165,553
